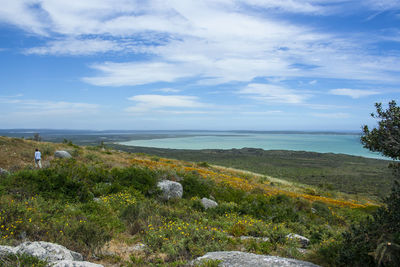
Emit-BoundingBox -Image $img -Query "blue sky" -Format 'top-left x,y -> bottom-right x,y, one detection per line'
0,0 -> 399,131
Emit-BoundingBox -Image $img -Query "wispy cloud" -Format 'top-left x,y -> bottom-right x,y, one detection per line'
25,38 -> 124,55
154,88 -> 182,93
0,95 -> 100,116
83,61 -> 199,86
238,83 -> 310,104
0,1 -> 398,87
329,88 -> 381,99
126,94 -> 206,113
238,0 -> 324,14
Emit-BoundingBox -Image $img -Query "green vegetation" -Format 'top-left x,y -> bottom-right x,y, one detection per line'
0,253 -> 48,267
0,143 -> 376,266
112,145 -> 393,198
333,101 -> 400,267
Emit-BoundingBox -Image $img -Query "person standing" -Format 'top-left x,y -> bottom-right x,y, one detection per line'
34,148 -> 42,168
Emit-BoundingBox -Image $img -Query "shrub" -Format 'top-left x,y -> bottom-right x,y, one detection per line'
111,167 -> 158,196
120,199 -> 156,235
197,162 -> 210,168
213,183 -> 246,203
39,144 -> 54,156
181,174 -> 214,199
337,181 -> 400,266
143,219 -> 229,261
3,166 -> 93,202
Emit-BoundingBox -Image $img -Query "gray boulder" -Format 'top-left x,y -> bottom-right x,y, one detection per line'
193,251 -> 320,267
54,151 -> 72,159
0,245 -> 16,256
51,260 -> 103,267
286,233 -> 310,248
201,197 -> 218,209
0,241 -> 103,267
157,180 -> 183,200
15,241 -> 83,262
0,167 -> 9,176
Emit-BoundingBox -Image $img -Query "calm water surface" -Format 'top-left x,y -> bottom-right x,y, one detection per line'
120,132 -> 387,160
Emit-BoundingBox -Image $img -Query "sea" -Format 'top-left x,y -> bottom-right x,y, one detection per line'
119,131 -> 388,160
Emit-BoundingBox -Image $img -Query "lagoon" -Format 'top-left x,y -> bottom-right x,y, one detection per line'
119,132 -> 387,160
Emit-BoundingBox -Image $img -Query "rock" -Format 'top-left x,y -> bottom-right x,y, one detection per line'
0,241 -> 103,266
51,260 -> 104,267
192,251 -> 320,267
0,167 -> 9,176
286,233 -> 310,248
130,243 -> 146,252
15,241 -> 83,262
0,245 -> 16,256
54,151 -> 72,159
157,180 -> 183,201
201,197 -> 218,209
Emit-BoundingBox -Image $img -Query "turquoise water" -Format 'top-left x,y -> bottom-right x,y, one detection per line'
120,132 -> 387,160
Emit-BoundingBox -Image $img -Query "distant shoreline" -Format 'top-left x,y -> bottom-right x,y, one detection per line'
0,129 -> 361,135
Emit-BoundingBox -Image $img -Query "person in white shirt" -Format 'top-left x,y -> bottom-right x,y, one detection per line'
35,148 -> 42,168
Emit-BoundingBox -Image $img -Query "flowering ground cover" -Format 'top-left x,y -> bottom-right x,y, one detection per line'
0,137 -> 382,266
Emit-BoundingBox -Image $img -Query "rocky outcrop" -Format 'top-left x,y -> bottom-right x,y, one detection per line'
286,233 -> 310,248
54,151 -> 72,158
192,251 -> 320,267
0,241 -> 103,267
201,197 -> 218,209
157,180 -> 183,201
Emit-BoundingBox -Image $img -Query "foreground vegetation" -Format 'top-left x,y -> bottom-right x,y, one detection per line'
0,136 -> 388,266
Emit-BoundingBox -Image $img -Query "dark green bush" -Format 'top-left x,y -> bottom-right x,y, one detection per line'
239,194 -> 299,222
213,183 -> 246,203
337,181 -> 400,266
181,173 -> 214,199
111,167 -> 158,196
4,167 -> 92,202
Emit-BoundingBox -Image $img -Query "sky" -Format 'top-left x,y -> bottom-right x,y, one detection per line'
0,0 -> 399,131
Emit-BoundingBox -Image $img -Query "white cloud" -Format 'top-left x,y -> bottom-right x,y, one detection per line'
154,88 -> 181,93
329,88 -> 380,98
1,0 -> 400,88
0,0 -> 47,35
364,0 -> 400,11
238,0 -> 324,14
0,96 -> 100,116
82,61 -> 199,86
126,94 -> 206,113
239,83 -> 310,104
26,38 -> 124,55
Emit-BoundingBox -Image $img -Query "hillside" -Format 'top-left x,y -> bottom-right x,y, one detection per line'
111,144 -> 393,199
0,136 -> 382,266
